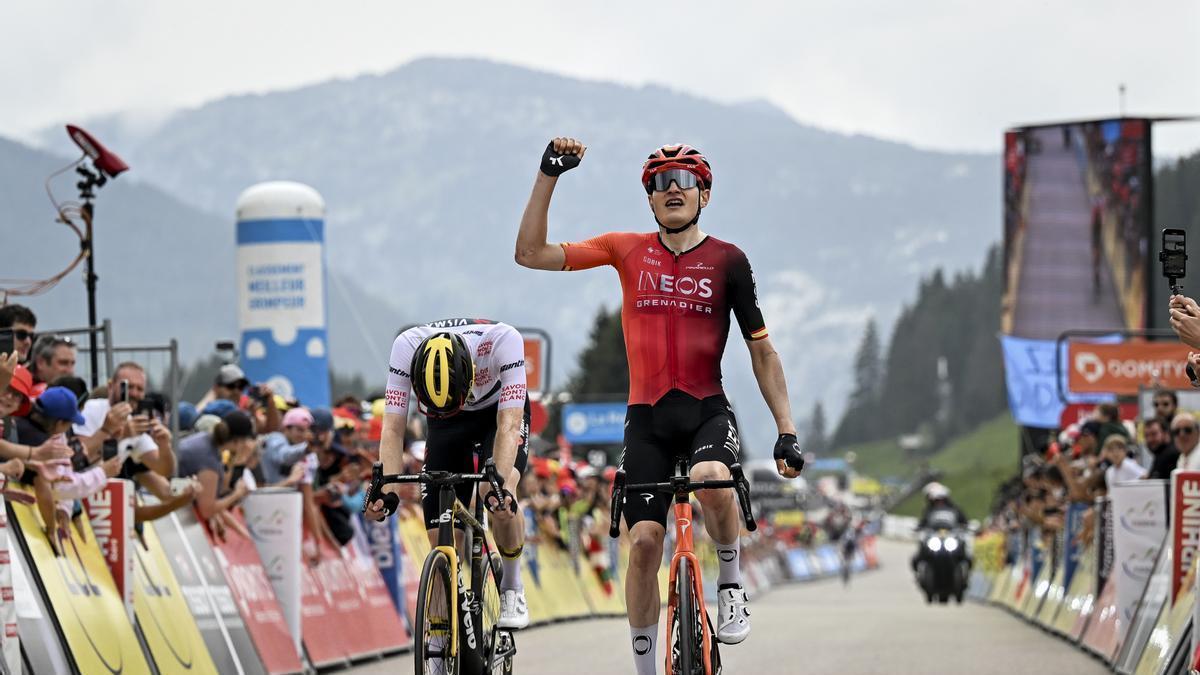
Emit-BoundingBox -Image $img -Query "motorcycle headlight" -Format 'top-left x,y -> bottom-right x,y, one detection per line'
927,538 -> 942,552
944,537 -> 959,552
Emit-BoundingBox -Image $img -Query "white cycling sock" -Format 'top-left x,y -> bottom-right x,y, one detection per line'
630,624 -> 658,675
501,551 -> 523,592
716,538 -> 741,587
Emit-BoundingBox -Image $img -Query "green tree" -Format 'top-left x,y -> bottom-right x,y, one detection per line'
832,319 -> 884,445
803,400 -> 827,454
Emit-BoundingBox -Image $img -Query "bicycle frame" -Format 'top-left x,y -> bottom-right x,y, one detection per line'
609,457 -> 756,675
433,478 -> 495,662
666,493 -> 715,674
365,464 -> 501,666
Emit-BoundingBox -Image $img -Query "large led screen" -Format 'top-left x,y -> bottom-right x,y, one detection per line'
1002,119 -> 1151,339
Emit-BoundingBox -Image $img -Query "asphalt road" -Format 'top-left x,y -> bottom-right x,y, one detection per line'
346,539 -> 1107,674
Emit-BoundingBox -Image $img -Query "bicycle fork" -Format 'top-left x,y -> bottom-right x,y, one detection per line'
667,500 -> 714,674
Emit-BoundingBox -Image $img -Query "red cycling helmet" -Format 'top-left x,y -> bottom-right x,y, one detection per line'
641,144 -> 712,193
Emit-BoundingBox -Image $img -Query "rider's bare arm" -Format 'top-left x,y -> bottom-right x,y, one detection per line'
492,406 -> 523,482
515,137 -> 586,271
747,336 -> 797,438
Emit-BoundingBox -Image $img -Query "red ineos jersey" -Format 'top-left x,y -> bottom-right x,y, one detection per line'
562,232 -> 767,405
384,319 -> 528,417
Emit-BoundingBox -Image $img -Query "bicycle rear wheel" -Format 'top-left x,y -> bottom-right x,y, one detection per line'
415,550 -> 459,675
669,558 -> 704,675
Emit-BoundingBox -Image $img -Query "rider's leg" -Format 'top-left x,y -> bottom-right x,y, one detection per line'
690,461 -> 741,585
483,466 -> 526,591
626,521 -> 666,675
691,404 -> 751,644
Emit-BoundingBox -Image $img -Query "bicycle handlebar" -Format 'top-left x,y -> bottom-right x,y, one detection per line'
363,460 -> 515,516
608,463 -> 757,538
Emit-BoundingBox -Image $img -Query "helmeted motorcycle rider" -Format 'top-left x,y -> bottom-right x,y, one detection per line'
916,482 -> 967,530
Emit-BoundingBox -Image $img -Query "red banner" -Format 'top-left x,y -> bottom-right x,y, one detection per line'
1067,341 -> 1192,394
1059,403 -> 1140,430
207,511 -> 303,675
523,336 -> 547,393
298,549 -> 349,668
84,479 -> 133,620
309,537 -> 376,658
1171,472 -> 1200,602
343,539 -> 410,652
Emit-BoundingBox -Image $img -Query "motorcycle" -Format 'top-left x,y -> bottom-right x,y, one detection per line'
913,510 -> 970,604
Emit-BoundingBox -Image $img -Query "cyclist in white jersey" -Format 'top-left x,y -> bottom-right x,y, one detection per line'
364,318 -> 532,629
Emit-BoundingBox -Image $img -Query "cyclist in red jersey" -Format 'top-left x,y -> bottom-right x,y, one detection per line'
516,137 -> 805,674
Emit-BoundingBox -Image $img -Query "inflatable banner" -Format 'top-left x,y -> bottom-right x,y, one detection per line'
134,517 -> 220,674
155,509 -> 263,675
243,489 -> 303,654
1170,470 -> 1200,602
84,478 -> 134,621
235,181 -> 331,406
1110,480 -> 1168,641
7,487 -> 152,674
207,510 -> 303,674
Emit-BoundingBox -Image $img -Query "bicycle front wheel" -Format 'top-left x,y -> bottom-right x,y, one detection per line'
669,558 -> 704,675
415,550 -> 459,675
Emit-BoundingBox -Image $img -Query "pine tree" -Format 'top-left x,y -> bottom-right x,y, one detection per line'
804,401 -> 827,454
849,318 -> 883,413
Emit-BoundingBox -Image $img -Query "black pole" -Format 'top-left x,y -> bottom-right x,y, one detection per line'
82,200 -> 100,388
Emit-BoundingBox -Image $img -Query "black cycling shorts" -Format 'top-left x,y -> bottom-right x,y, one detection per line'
421,399 -> 529,529
619,390 -> 741,528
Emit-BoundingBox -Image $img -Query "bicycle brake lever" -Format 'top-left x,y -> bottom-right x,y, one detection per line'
609,469 -> 627,539
730,463 -> 757,532
362,462 -> 384,515
482,459 -> 517,514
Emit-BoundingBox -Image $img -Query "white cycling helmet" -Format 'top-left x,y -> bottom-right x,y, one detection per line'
924,482 -> 949,500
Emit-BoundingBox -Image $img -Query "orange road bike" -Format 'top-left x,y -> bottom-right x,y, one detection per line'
609,457 -> 756,675
366,460 -> 516,675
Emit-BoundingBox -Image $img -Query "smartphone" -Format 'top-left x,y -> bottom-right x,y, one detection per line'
0,330 -> 14,358
119,379 -> 129,403
1160,228 -> 1187,291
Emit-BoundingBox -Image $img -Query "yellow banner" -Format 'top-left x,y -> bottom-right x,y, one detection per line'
9,488 -> 151,675
134,519 -> 218,674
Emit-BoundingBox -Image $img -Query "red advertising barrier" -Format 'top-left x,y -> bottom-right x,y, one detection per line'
343,539 -> 411,652
1170,471 -> 1200,602
309,537 -> 377,659
1080,580 -> 1121,661
84,479 -> 134,620
298,551 -> 350,668
207,511 -> 303,675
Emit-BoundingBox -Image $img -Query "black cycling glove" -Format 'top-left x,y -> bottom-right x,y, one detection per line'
539,142 -> 581,177
773,433 -> 805,472
376,492 -> 400,518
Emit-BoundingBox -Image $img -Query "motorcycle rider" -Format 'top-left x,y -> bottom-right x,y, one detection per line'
912,483 -> 969,572
916,482 -> 967,530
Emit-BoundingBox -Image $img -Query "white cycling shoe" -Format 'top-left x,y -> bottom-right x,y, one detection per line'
498,589 -> 530,630
716,584 -> 751,645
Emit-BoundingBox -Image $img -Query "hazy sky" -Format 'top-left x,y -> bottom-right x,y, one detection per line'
3,1 -> 1198,154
